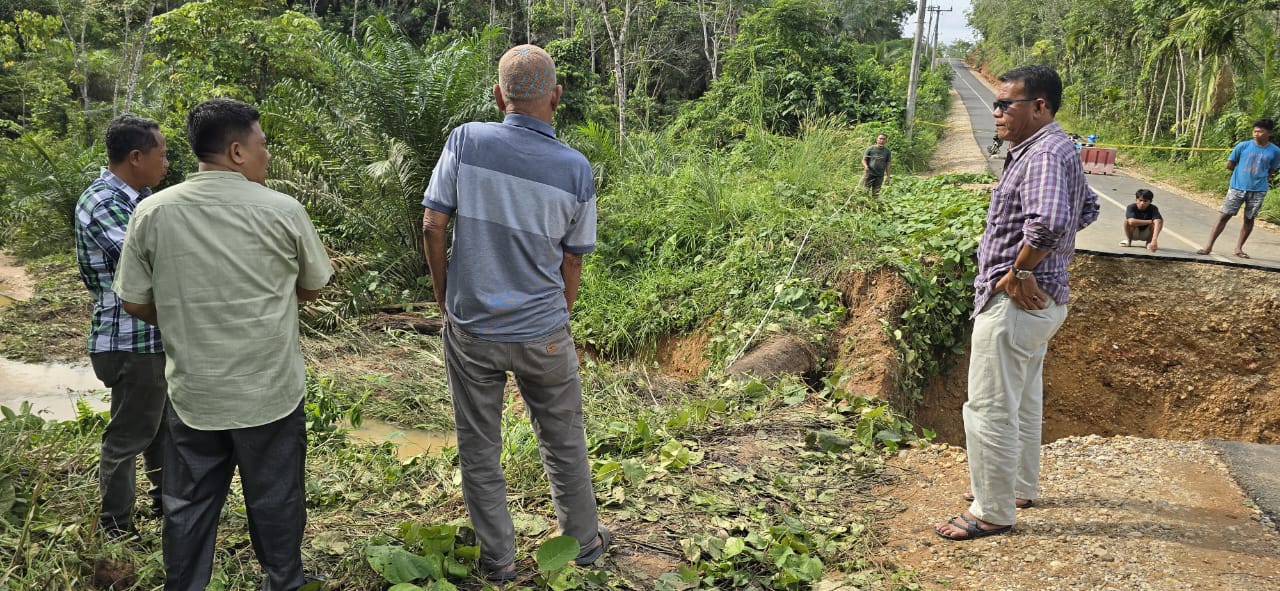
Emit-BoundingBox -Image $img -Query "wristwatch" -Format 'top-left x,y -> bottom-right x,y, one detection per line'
1013,267 -> 1034,280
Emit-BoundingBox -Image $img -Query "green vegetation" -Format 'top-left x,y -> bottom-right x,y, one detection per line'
0,131 -> 990,588
968,0 -> 1280,222
0,0 -> 1004,588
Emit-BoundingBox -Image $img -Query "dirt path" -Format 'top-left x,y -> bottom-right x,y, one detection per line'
870,87 -> 1280,590
927,88 -> 991,176
0,253 -> 36,301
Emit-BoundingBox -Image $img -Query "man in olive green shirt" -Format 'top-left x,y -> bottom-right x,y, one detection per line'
115,98 -> 332,591
862,133 -> 892,197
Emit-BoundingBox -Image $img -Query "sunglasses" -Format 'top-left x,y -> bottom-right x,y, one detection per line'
992,98 -> 1038,112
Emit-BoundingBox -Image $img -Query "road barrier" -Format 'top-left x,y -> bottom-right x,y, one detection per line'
1081,146 -> 1117,175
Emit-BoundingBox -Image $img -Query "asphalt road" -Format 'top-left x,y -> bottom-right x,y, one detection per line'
948,59 -> 1280,270
1213,440 -> 1280,533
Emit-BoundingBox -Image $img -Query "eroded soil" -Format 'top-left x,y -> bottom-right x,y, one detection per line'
915,255 -> 1280,445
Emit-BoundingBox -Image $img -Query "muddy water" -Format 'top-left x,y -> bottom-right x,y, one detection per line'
0,357 -> 109,421
347,418 -> 456,459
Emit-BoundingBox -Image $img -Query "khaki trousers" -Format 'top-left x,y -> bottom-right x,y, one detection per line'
964,294 -> 1067,526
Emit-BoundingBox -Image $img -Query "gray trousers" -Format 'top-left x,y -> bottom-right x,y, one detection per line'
162,403 -> 307,591
91,351 -> 168,532
443,323 -> 599,571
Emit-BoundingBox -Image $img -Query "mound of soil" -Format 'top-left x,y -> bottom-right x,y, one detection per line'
916,254 -> 1280,445
827,268 -> 908,399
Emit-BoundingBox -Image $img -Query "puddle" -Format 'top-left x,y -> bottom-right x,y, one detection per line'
347,418 -> 456,459
0,293 -> 15,309
0,357 -> 109,421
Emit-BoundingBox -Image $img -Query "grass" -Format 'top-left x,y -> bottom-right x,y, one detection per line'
0,116 -> 988,589
0,345 -> 928,590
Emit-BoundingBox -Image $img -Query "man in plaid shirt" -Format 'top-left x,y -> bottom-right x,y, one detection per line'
935,65 -> 1098,541
74,114 -> 170,540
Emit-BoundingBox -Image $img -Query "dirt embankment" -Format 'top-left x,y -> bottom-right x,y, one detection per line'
915,255 -> 1280,445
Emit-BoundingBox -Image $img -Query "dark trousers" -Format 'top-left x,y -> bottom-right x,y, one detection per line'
91,351 -> 168,532
863,173 -> 885,197
162,403 -> 307,591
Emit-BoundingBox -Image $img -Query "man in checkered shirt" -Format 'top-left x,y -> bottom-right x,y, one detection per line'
74,114 -> 170,540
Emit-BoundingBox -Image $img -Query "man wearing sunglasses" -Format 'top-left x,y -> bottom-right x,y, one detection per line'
935,65 -> 1099,542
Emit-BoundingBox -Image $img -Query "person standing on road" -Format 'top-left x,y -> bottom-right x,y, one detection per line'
1197,118 -> 1280,259
74,114 -> 170,541
935,65 -> 1099,541
422,44 -> 609,582
114,98 -> 333,591
1120,189 -> 1164,252
862,133 -> 892,197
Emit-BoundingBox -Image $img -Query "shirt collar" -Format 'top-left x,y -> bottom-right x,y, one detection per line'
1007,121 -> 1063,162
99,167 -> 151,202
503,113 -> 557,139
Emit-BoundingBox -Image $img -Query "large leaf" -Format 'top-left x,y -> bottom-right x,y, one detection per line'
366,545 -> 443,583
534,535 -> 580,573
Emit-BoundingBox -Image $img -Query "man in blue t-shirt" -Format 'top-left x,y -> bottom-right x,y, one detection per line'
1120,189 -> 1163,252
1197,118 -> 1280,258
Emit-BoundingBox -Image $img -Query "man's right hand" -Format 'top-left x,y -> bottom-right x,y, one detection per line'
996,270 -> 1052,310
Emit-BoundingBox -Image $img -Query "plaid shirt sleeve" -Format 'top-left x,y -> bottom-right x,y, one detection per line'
1020,150 -> 1072,251
81,197 -> 132,271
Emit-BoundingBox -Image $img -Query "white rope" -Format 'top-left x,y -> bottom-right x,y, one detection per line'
724,189 -> 862,367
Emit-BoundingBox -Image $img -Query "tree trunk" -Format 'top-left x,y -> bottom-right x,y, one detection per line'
1175,49 -> 1186,136
1150,58 -> 1172,144
596,0 -> 632,147
114,7 -> 129,117
124,0 -> 156,115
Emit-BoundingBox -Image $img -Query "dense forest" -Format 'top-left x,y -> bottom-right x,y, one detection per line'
966,0 -> 1280,218
0,0 -> 947,327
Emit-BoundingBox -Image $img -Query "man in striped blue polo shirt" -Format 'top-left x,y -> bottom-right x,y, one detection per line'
74,114 -> 170,540
423,44 -> 608,582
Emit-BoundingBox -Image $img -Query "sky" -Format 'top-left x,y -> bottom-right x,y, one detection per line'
900,0 -> 976,45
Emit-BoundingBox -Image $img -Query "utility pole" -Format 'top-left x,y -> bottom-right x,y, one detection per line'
905,0 -> 927,139
927,6 -> 953,71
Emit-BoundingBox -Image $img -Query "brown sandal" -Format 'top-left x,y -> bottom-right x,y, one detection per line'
934,514 -> 1012,541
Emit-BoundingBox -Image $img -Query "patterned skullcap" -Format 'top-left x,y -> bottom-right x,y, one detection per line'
498,44 -> 557,101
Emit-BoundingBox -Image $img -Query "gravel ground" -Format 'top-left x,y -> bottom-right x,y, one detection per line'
873,436 -> 1280,590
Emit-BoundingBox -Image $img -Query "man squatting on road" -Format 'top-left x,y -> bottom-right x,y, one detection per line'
74,114 -> 171,541
115,98 -> 333,591
422,44 -> 611,583
1119,188 -> 1163,252
935,65 -> 1099,541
